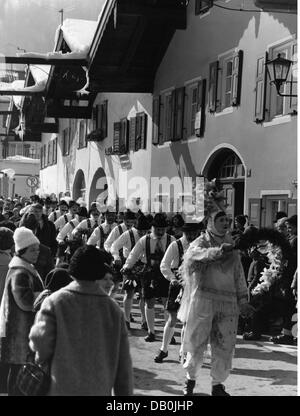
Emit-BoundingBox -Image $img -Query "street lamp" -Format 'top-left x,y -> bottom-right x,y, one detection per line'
265,53 -> 297,97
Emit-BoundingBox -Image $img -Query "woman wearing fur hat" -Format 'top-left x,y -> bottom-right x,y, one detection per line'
0,227 -> 44,395
29,245 -> 133,396
179,209 -> 254,396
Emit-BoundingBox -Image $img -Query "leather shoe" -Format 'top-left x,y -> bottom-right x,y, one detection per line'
183,379 -> 195,396
212,384 -> 230,396
154,350 -> 168,363
144,332 -> 156,342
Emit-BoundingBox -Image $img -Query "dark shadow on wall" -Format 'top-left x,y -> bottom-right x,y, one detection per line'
169,141 -> 200,182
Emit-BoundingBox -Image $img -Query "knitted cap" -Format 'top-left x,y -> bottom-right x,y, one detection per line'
14,227 -> 40,252
0,227 -> 14,250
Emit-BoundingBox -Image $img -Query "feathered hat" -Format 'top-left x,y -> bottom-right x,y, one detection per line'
203,178 -> 227,218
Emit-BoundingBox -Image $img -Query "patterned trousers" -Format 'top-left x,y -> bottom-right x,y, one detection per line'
183,297 -> 239,386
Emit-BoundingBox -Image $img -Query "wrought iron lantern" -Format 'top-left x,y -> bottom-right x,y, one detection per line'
265,53 -> 297,97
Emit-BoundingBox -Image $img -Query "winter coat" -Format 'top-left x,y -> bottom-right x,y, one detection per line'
35,244 -> 55,282
0,250 -> 12,303
35,215 -> 57,257
29,280 -> 133,396
0,256 -> 44,364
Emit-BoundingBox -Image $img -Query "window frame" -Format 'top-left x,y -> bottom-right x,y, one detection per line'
78,120 -> 87,149
266,37 -> 297,120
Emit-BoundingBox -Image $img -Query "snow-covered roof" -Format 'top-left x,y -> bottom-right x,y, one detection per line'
30,65 -> 51,84
5,155 -> 40,163
61,19 -> 98,55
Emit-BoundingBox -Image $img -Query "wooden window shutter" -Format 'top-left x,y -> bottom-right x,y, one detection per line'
120,118 -> 128,154
286,41 -> 297,115
248,198 -> 262,228
40,146 -> 43,169
135,112 -> 147,150
195,79 -> 206,137
173,87 -> 185,141
231,50 -> 243,106
141,113 -> 147,149
129,117 -> 136,151
254,52 -> 268,123
113,122 -> 121,153
92,106 -> 98,130
152,96 -> 160,145
101,100 -> 108,138
170,90 -> 176,141
208,61 -> 219,113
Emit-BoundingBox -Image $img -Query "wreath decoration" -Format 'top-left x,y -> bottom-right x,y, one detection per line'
234,227 -> 292,296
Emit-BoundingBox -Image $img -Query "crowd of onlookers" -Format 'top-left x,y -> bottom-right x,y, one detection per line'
0,192 -> 297,396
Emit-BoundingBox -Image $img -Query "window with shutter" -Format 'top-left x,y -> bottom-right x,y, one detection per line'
40,146 -> 44,169
129,117 -> 136,151
195,79 -> 206,137
231,50 -> 243,106
208,61 -> 219,113
255,38 -> 297,123
152,96 -> 160,145
98,100 -> 108,139
43,144 -> 47,168
173,87 -> 185,141
219,50 -> 243,110
254,53 -> 268,123
135,112 -> 147,151
52,138 -> 57,165
47,142 -> 52,166
113,122 -> 121,153
248,198 -> 262,228
120,118 -> 128,154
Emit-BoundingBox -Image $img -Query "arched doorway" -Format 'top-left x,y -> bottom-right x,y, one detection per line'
203,148 -> 245,220
89,168 -> 108,207
73,169 -> 86,203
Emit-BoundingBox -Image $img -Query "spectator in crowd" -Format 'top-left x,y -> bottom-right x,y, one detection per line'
0,227 -> 44,396
29,245 -> 133,396
167,214 -> 185,239
0,211 -> 16,232
28,203 -> 57,258
19,213 -> 54,282
270,214 -> 297,345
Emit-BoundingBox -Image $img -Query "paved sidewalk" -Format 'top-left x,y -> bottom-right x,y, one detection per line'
127,300 -> 297,396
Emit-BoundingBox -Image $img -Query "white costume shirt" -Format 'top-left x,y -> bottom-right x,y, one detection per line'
111,228 -> 140,261
54,213 -> 75,231
124,233 -> 176,269
72,217 -> 99,236
160,236 -> 190,281
87,221 -> 118,247
104,223 -> 129,253
57,218 -> 80,244
48,210 -> 62,223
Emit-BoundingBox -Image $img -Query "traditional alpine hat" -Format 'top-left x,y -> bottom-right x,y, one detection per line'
136,215 -> 150,230
123,209 -> 136,221
181,222 -> 202,232
152,213 -> 168,228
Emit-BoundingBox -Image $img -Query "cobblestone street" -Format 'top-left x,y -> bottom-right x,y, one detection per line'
126,298 -> 297,397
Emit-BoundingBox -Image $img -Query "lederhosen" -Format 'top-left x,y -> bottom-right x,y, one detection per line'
57,218 -> 76,259
166,239 -> 184,312
66,220 -> 83,259
112,225 -> 126,284
142,234 -> 172,300
122,229 -> 139,292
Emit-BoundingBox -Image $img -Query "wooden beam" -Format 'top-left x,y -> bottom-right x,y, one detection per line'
46,106 -> 93,119
3,56 -> 88,66
0,133 -> 16,137
120,16 -> 148,74
27,123 -> 59,133
117,3 -> 186,29
0,90 -> 43,97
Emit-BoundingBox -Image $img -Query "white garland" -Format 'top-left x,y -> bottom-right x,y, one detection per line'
251,243 -> 284,295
